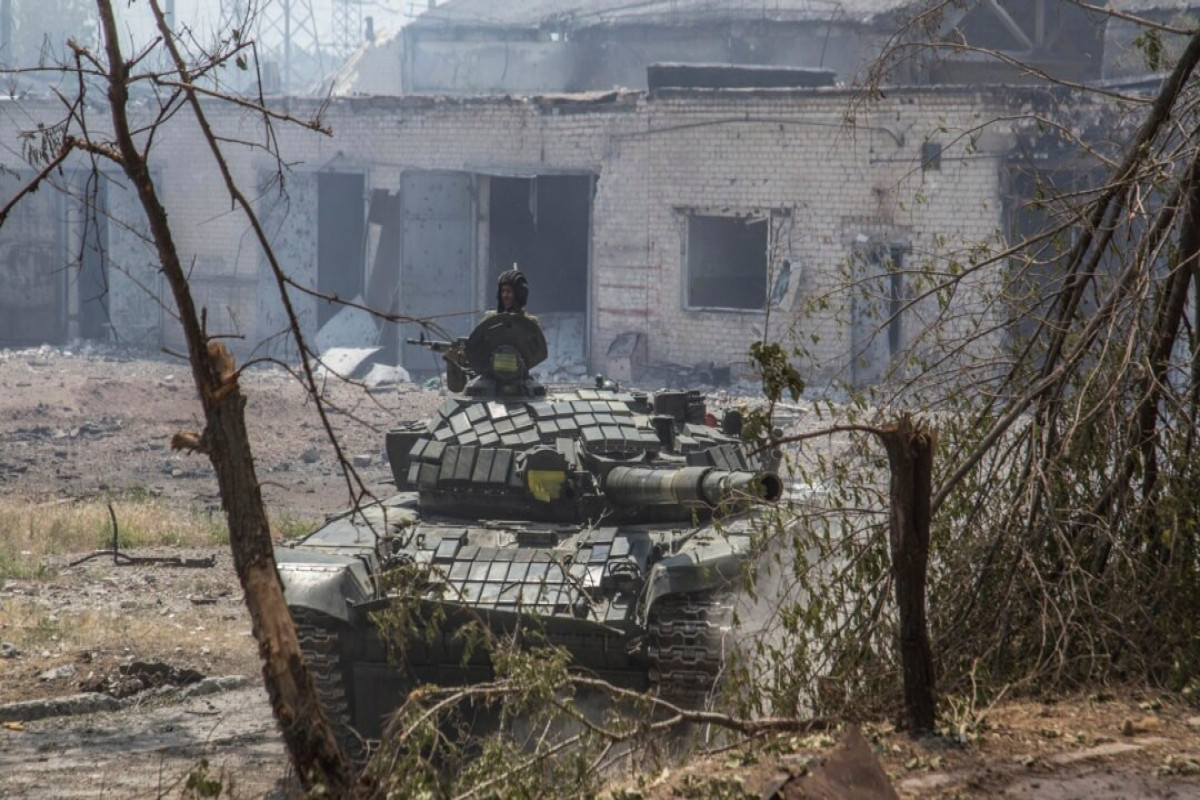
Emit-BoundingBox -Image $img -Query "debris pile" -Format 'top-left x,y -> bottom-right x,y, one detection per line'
78,660 -> 205,699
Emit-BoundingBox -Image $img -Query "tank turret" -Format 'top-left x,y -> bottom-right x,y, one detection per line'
277,311 -> 786,752
392,313 -> 780,523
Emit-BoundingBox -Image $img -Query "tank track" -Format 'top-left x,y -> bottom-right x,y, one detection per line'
646,592 -> 735,708
292,607 -> 366,763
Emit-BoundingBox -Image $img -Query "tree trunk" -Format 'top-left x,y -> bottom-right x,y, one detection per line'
880,415 -> 936,734
93,1 -> 356,793
204,391 -> 356,794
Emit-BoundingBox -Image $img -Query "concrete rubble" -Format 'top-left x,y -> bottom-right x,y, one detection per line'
362,363 -> 411,388
313,345 -> 411,389
313,346 -> 382,379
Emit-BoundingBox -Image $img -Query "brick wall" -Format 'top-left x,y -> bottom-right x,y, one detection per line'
1,87 -> 1016,385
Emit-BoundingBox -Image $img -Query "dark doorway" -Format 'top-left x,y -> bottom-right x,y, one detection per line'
317,172 -> 366,327
0,171 -> 66,345
366,187 -> 402,363
79,177 -> 109,340
488,176 -> 590,314
850,243 -> 906,387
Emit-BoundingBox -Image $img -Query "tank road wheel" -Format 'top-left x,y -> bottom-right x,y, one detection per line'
291,607 -> 366,764
646,592 -> 735,709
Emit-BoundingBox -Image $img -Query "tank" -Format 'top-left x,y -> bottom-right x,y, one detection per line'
275,313 -> 783,751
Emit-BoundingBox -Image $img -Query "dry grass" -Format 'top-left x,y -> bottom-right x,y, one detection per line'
0,595 -> 252,656
0,493 -> 229,581
0,593 -> 259,704
0,492 -> 295,704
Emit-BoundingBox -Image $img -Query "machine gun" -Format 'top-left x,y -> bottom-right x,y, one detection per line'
407,333 -> 471,391
410,315 -> 550,397
405,333 -> 462,354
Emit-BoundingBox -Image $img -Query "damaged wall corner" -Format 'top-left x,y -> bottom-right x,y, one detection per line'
606,331 -> 647,383
366,186 -> 403,362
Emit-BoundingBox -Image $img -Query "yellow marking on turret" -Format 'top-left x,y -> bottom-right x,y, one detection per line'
527,469 -> 567,502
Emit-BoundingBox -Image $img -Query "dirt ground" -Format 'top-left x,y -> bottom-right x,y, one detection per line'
619,699 -> 1200,799
0,342 -> 442,518
0,344 -> 1198,799
0,344 -> 438,798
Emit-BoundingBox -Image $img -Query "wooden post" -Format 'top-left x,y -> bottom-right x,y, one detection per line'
880,415 -> 936,734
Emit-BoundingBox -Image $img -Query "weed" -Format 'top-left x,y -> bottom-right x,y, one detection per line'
25,613 -> 62,645
120,485 -> 152,503
183,759 -> 224,798
676,774 -> 756,799
271,513 -> 318,541
0,550 -> 53,582
0,495 -> 227,579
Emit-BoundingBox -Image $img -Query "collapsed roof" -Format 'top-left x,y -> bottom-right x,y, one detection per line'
411,0 -> 913,30
414,0 -> 1200,31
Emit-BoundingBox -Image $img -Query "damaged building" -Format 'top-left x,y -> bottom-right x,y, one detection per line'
0,0 -> 1188,386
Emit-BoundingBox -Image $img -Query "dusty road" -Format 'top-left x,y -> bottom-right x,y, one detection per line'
0,543 -> 289,798
1,684 -> 285,799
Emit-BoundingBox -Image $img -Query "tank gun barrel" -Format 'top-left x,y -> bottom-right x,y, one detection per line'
604,465 -> 783,508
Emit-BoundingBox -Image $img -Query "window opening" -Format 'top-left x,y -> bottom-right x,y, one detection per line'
685,214 -> 768,310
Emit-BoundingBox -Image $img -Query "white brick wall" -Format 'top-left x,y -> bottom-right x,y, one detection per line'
1,88 -> 1016,384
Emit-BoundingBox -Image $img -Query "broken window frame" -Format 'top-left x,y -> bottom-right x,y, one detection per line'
849,236 -> 910,385
681,208 -> 790,313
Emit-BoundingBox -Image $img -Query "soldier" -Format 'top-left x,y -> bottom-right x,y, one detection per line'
491,268 -> 530,317
445,269 -> 535,391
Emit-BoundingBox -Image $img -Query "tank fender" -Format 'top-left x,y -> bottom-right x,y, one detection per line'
638,546 -> 742,626
275,550 -> 374,623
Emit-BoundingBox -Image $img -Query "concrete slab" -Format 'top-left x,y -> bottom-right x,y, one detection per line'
536,311 -> 586,375
313,346 -> 381,379
363,363 -> 411,387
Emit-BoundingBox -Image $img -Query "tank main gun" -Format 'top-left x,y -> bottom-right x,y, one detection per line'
603,465 -> 783,508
